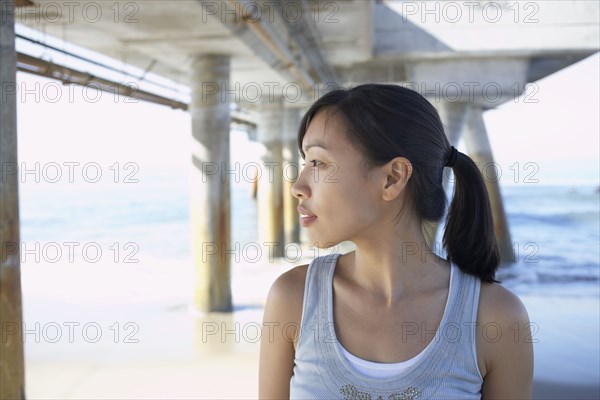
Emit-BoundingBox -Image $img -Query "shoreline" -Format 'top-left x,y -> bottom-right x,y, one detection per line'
533,381 -> 600,400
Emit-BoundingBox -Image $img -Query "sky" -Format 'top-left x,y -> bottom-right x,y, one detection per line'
13,31 -> 599,189
482,53 -> 599,186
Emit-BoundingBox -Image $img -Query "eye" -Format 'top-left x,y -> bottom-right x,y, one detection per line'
300,160 -> 322,168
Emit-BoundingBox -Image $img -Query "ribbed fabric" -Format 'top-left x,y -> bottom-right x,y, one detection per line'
289,252 -> 483,399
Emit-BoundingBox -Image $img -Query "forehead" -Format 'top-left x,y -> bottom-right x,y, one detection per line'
302,110 -> 347,152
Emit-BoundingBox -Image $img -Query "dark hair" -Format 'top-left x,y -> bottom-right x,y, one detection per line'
297,83 -> 500,283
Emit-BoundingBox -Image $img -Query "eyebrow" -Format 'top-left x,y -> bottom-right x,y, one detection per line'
302,141 -> 329,153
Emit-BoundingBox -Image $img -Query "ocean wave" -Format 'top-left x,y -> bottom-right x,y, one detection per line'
509,211 -> 600,226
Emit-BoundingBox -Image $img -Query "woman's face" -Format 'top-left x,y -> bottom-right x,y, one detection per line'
291,109 -> 387,248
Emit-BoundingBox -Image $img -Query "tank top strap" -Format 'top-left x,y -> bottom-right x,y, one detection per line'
297,252 -> 339,341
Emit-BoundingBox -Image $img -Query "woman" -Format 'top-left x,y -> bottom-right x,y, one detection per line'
258,84 -> 533,399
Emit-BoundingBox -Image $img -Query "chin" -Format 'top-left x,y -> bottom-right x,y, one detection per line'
308,236 -> 344,251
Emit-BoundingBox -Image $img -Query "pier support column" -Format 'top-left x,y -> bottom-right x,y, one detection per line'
423,102 -> 468,252
282,107 -> 301,247
463,106 -> 515,265
190,55 -> 232,312
257,97 -> 285,259
0,1 -> 26,397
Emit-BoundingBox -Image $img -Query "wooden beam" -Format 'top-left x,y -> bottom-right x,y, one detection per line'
1,1 -> 26,397
16,52 -> 258,128
15,0 -> 34,7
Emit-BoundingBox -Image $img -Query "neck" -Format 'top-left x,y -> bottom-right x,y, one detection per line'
345,217 -> 450,306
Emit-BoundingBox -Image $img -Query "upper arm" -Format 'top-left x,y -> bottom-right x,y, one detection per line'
480,283 -> 534,400
258,265 -> 308,399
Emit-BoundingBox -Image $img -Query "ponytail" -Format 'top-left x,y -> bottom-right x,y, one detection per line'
442,151 -> 501,283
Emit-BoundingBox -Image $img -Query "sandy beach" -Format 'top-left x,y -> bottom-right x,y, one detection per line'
20,243 -> 599,399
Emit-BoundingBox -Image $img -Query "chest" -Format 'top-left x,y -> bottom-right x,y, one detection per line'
330,283 -> 487,378
332,286 -> 448,363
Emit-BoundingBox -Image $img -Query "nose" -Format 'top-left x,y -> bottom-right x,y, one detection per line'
291,165 -> 310,199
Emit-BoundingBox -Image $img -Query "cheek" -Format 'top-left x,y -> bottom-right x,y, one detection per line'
327,180 -> 378,222
307,180 -> 379,246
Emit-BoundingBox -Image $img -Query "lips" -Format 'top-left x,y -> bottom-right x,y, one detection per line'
297,205 -> 316,218
298,205 -> 317,227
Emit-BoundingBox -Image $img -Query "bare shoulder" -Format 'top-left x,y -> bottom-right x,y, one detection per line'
479,281 -> 531,324
477,281 -> 534,398
478,281 -> 532,349
267,264 -> 310,308
264,264 -> 310,346
259,264 -> 310,398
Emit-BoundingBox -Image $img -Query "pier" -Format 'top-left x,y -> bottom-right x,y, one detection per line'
1,1 -> 598,397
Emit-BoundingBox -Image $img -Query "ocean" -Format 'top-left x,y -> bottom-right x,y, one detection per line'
18,167 -> 600,295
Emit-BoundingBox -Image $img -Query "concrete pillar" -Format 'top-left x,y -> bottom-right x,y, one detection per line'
422,102 -> 468,251
437,102 -> 468,150
256,97 -> 285,259
282,107 -> 301,246
189,55 -> 232,313
0,0 -> 26,397
463,106 -> 515,265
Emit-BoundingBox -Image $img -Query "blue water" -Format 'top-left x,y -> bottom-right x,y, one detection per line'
18,170 -> 600,294
494,185 -> 600,294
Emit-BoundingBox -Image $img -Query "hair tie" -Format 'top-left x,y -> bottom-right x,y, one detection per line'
445,146 -> 458,168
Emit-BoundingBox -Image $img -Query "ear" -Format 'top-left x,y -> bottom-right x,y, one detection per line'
382,156 -> 412,201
